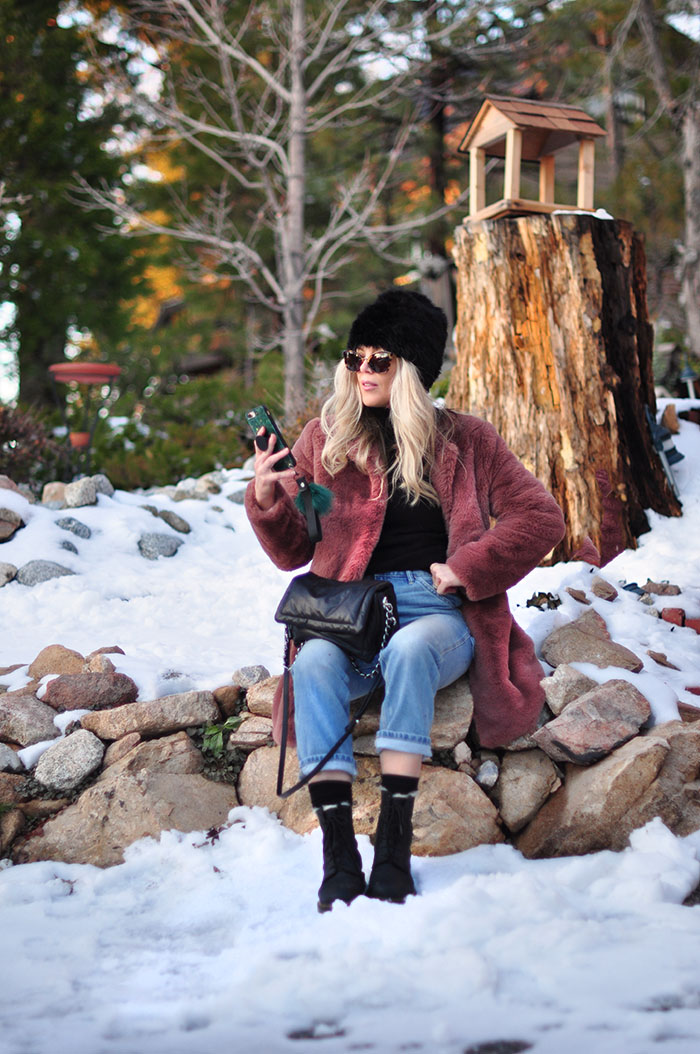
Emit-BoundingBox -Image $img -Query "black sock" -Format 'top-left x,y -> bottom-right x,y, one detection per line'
381,773 -> 419,797
309,780 -> 353,809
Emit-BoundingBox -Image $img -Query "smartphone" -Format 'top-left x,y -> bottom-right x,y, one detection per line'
246,404 -> 296,472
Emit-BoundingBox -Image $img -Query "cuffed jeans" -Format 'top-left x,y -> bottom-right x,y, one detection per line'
292,570 -> 475,778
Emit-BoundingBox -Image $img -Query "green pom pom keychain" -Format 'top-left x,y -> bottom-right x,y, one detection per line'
294,476 -> 333,543
294,479 -> 333,517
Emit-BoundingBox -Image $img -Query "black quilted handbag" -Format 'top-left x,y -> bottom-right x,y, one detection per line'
275,572 -> 397,660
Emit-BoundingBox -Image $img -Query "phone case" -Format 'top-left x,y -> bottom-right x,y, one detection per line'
246,405 -> 296,471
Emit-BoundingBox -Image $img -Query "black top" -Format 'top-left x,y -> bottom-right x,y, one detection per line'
363,408 -> 448,574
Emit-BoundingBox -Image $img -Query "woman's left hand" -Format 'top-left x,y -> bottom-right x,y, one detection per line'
429,562 -> 464,595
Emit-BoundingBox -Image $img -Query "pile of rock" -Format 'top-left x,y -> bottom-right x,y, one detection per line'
0,644 -> 253,866
0,471 -> 231,588
3,571 -> 700,868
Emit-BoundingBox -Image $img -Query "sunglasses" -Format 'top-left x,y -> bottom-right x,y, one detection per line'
343,350 -> 393,374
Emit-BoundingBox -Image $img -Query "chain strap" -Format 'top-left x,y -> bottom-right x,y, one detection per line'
350,594 -> 397,678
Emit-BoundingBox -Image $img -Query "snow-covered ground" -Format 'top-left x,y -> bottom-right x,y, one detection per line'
1,401 -> 700,1054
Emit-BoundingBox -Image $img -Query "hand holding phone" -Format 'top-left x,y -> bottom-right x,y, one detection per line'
246,405 -> 296,472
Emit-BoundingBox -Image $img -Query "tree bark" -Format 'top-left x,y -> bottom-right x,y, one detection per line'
448,213 -> 681,565
18,332 -> 66,409
681,98 -> 700,360
281,0 -> 307,421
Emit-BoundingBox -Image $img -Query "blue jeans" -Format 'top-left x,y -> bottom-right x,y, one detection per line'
292,570 -> 475,778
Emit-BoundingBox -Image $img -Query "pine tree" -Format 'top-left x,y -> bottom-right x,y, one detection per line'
0,0 -> 144,407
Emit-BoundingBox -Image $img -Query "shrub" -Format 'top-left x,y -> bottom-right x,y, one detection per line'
0,404 -> 65,489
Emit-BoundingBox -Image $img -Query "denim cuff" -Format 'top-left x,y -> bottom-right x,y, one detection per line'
375,730 -> 432,757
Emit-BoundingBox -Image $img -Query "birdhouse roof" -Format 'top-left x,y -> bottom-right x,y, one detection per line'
459,95 -> 605,161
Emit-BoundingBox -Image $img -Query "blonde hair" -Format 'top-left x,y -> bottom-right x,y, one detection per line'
320,357 -> 442,504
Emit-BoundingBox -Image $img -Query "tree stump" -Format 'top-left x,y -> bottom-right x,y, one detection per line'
448,212 -> 681,564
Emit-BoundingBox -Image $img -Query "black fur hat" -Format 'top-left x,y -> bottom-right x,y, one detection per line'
347,289 -> 447,390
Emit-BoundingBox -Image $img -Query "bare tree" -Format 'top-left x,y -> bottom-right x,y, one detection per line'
633,0 -> 700,359
80,0 -> 476,417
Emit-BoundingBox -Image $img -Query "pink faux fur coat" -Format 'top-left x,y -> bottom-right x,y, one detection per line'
244,411 -> 566,748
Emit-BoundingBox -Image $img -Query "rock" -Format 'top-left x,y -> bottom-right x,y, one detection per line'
454,740 -> 472,765
56,516 -> 92,540
245,676 -> 278,718
64,478 -> 97,507
137,532 -> 183,560
197,472 -> 222,495
0,475 -> 22,493
80,690 -> 219,741
540,609 -> 643,672
515,736 -> 669,858
97,731 -> 203,780
0,507 -> 24,542
627,722 -> 700,837
431,676 -> 474,750
13,769 -> 238,868
0,694 -> 60,746
103,732 -> 141,768
156,509 -> 191,534
352,733 -> 378,756
0,808 -> 25,856
16,560 -> 75,587
213,685 -> 241,717
42,672 -> 139,712
591,576 -> 619,601
475,759 -> 499,789
60,540 -> 78,554
91,474 -> 114,497
28,645 -> 85,679
533,680 -> 650,764
87,645 -> 125,660
0,772 -> 24,804
172,486 -> 203,503
541,664 -> 598,715
84,653 -> 116,675
34,730 -> 105,793
496,750 -> 562,833
0,743 -> 23,772
42,482 -> 67,506
233,665 -> 271,689
226,490 -> 247,505
411,767 -> 504,856
565,587 -> 590,605
0,562 -> 17,587
237,743 -> 318,835
644,580 -> 682,596
661,403 -> 680,434
647,650 -> 681,671
227,716 -> 273,752
19,798 -> 70,821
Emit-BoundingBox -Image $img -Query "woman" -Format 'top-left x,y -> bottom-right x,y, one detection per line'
245,289 -> 565,912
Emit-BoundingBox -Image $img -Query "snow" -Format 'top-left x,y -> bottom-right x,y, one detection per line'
2,401 -> 700,1053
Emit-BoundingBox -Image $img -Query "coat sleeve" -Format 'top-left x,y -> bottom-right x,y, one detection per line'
446,422 -> 565,602
243,419 -> 319,571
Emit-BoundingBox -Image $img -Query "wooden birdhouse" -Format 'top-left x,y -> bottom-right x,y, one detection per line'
459,96 -> 606,221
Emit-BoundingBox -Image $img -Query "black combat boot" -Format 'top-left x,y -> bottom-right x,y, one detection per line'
366,774 -> 418,903
310,781 -> 365,913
